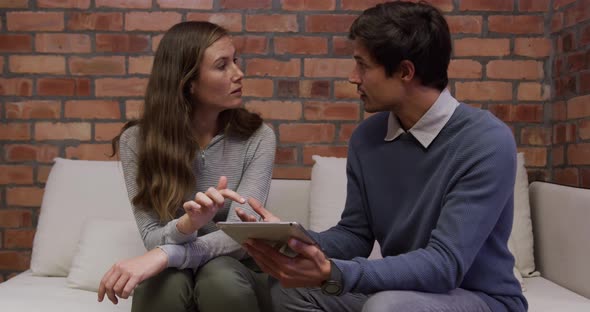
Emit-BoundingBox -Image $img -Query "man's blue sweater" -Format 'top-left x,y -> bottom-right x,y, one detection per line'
312,104 -> 527,312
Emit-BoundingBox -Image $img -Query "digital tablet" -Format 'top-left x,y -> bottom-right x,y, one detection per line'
216,222 -> 318,257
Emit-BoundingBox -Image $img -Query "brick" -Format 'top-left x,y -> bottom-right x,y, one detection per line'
282,0 -> 335,10
552,101 -> 567,121
567,52 -> 587,72
306,15 -> 357,33
66,144 -> 113,160
242,78 -> 273,97
514,38 -> 551,57
152,34 -> 164,52
555,76 -> 576,98
158,0 -> 212,9
564,1 -> 590,27
446,15 -> 483,34
95,122 -> 125,142
275,147 -> 297,165
455,82 -> 512,101
454,39 -> 510,57
275,37 -> 328,55
277,80 -> 299,97
69,56 -> 126,75
0,251 -> 31,271
582,72 -> 590,94
0,78 -> 32,96
96,34 -> 150,53
517,147 -> 547,167
37,165 -> 52,183
0,166 -> 33,184
553,123 -> 577,144
342,0 -> 453,11
65,100 -> 120,119
221,0 -> 271,9
551,12 -> 564,33
246,15 -> 298,32
67,12 -> 123,31
554,0 -> 577,9
0,123 -> 30,140
37,78 -> 89,96
38,0 -> 90,8
553,168 -> 579,187
448,59 -> 482,79
579,120 -> 590,140
0,0 -> 28,7
35,122 -> 91,141
334,80 -> 357,99
5,144 -> 59,163
521,127 -> 551,146
3,229 -> 35,249
518,83 -> 550,101
333,36 -> 353,56
338,123 -> 357,142
232,36 -> 268,54
279,123 -> 335,143
9,56 -> 65,74
96,0 -> 151,8
245,100 -> 302,120
582,169 -> 590,188
519,0 -> 550,11
0,34 -> 32,52
35,34 -> 91,53
303,145 -> 347,165
582,24 -> 590,46
125,100 -> 143,119
0,210 -> 32,228
300,80 -> 330,98
246,59 -> 300,77
460,0 -> 513,11
125,12 -> 181,31
186,13 -> 242,32
567,95 -> 590,119
5,101 -> 61,119
487,60 -> 543,80
95,78 -> 148,97
568,144 -> 590,165
6,187 -> 43,207
7,12 -> 63,31
128,56 -> 153,75
304,101 -> 359,121
272,166 -> 311,179
559,32 -> 575,53
489,15 -> 544,34
552,145 -> 564,166
304,58 -> 354,78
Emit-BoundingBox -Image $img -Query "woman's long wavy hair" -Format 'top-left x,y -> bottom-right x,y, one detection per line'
111,21 -> 262,222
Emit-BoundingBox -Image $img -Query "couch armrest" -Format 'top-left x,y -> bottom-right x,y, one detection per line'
529,181 -> 590,299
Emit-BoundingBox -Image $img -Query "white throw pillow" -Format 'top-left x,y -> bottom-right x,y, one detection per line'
510,153 -> 539,277
67,219 -> 147,292
31,158 -> 135,277
308,155 -> 381,259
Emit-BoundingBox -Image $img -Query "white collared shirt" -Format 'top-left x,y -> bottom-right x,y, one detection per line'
385,89 -> 460,148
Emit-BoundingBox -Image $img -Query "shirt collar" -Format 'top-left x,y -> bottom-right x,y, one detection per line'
385,89 -> 460,148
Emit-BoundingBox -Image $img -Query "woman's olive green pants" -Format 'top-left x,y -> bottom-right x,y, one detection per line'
131,256 -> 272,312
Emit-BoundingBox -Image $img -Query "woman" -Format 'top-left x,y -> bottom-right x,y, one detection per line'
97,21 -> 276,312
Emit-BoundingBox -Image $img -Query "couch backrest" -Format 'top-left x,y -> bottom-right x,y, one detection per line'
266,179 -> 311,227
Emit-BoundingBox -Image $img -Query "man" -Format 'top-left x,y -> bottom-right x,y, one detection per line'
237,2 -> 527,311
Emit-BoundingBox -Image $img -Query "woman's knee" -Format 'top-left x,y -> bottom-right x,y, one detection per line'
132,268 -> 194,312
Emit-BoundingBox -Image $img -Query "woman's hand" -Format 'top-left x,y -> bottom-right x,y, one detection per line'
236,197 -> 281,223
178,176 -> 245,234
98,248 -> 168,304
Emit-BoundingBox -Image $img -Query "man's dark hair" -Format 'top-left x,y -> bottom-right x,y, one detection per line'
349,1 -> 451,91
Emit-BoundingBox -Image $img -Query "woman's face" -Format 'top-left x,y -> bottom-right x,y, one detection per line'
191,36 -> 243,111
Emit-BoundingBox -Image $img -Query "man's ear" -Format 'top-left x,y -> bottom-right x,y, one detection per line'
399,60 -> 415,82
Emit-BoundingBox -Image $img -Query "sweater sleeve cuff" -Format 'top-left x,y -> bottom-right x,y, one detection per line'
157,245 -> 185,268
165,219 -> 198,244
331,258 -> 362,294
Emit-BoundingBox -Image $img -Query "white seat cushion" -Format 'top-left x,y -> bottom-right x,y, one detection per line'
0,271 -> 132,312
523,277 -> 590,312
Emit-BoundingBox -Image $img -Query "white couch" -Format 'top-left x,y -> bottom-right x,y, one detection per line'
0,158 -> 589,311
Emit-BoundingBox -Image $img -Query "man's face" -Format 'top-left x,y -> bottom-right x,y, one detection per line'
348,39 -> 403,113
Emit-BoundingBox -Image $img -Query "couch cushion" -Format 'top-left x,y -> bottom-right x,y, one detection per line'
0,271 -> 132,312
523,277 -> 590,312
267,179 -> 311,227
31,158 -> 135,277
67,219 -> 147,292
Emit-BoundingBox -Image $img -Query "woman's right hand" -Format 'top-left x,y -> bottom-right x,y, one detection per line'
98,248 -> 168,305
178,176 -> 245,234
236,197 -> 281,223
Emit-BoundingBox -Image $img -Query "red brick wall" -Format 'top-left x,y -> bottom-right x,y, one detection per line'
0,0 -> 561,280
551,0 -> 590,187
